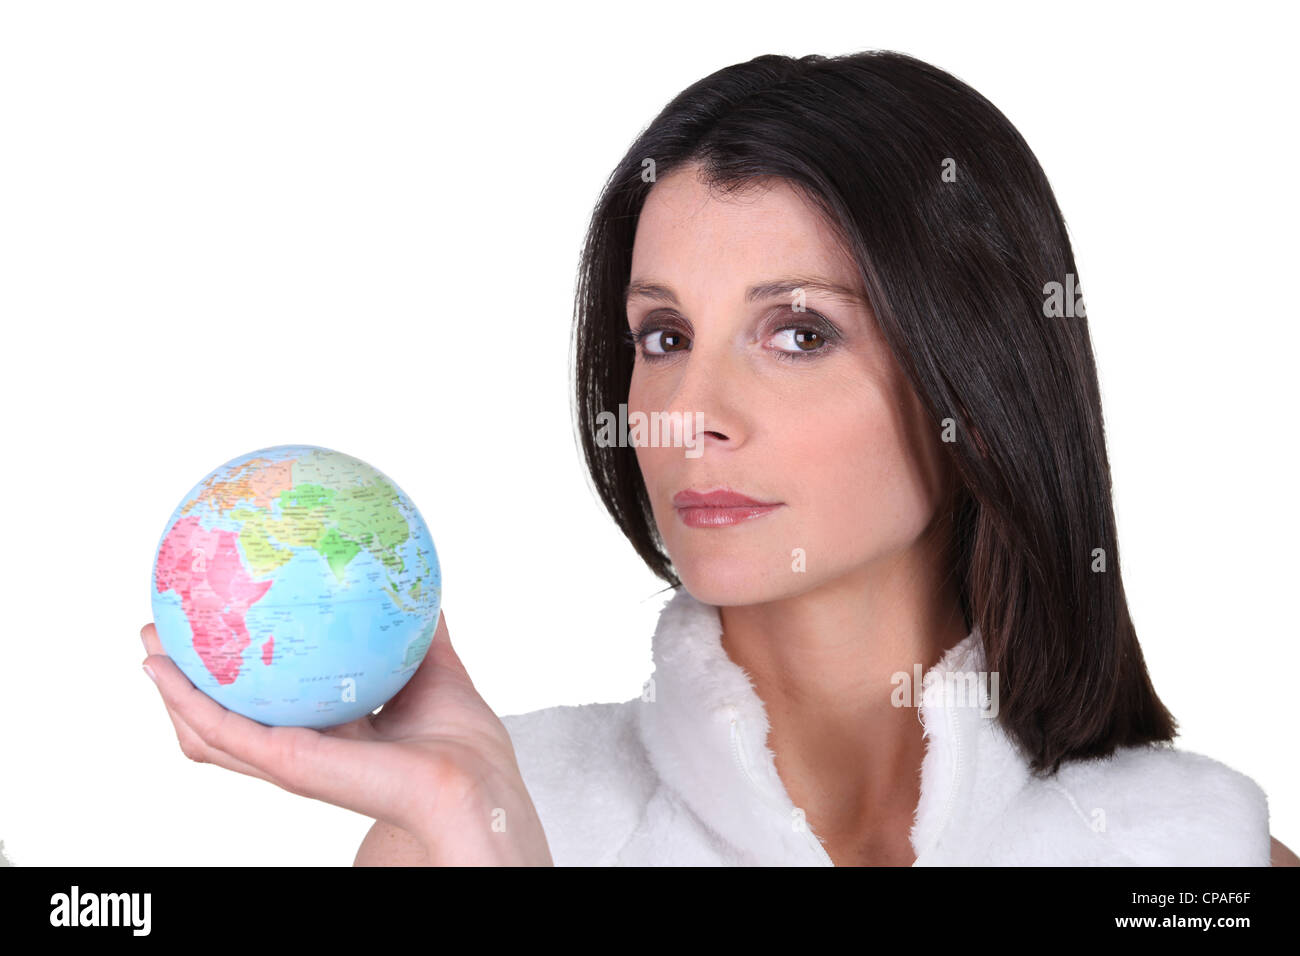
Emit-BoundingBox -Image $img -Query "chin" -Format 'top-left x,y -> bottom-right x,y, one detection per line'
672,555 -> 797,608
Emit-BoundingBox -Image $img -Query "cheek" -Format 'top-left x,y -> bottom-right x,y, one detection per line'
780,385 -> 939,561
627,373 -> 664,480
626,364 -> 661,420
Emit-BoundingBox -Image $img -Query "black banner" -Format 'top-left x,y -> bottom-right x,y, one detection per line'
0,865 -> 1292,939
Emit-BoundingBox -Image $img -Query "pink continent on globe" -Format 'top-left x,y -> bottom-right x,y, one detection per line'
154,515 -> 273,685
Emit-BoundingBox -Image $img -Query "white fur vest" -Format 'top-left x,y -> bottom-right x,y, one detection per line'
500,588 -> 1271,865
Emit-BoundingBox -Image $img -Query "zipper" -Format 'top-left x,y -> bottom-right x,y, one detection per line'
912,686 -> 965,865
728,710 -> 835,866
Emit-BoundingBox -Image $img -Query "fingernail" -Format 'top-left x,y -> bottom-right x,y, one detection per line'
143,663 -> 158,684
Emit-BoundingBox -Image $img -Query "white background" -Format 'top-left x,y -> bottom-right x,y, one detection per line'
1,1 -> 1295,866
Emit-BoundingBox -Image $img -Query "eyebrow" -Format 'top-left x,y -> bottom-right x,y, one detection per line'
625,275 -> 869,309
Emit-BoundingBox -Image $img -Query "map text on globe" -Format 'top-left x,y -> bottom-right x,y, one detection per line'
151,445 -> 441,728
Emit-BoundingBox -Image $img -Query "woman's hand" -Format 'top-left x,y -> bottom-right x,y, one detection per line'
140,611 -> 553,866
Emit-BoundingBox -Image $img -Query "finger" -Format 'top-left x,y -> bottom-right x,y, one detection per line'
145,622 -> 377,755
421,610 -> 472,687
141,622 -> 160,655
157,688 -> 280,783
144,650 -> 435,826
141,646 -> 282,784
321,715 -> 381,742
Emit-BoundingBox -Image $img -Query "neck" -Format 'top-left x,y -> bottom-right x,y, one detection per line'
715,529 -> 968,860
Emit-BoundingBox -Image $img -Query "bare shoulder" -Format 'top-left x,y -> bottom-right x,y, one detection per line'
353,820 -> 430,866
1271,836 -> 1300,867
351,700 -> 651,868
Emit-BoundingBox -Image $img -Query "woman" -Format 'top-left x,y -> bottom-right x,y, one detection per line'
141,50 -> 1296,866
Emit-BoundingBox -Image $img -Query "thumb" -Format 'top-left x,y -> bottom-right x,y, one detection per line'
372,609 -> 480,727
423,609 -> 476,689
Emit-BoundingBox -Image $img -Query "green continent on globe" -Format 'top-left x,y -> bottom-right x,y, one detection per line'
316,527 -> 362,580
154,445 -> 442,720
182,448 -> 425,597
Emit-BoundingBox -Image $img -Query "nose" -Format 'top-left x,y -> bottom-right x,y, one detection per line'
659,343 -> 742,453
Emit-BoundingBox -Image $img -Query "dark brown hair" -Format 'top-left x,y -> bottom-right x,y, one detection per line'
572,50 -> 1176,775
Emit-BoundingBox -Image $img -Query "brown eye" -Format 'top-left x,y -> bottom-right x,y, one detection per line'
771,327 -> 826,353
641,328 -> 690,356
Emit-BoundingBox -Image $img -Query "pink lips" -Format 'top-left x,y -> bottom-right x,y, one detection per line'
672,488 -> 783,528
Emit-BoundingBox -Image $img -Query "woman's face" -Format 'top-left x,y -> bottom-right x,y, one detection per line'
626,164 -> 951,607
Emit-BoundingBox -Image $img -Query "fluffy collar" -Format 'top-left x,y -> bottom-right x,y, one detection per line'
634,586 -> 1030,865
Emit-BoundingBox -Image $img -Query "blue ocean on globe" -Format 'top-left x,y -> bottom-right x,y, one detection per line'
150,444 -> 442,729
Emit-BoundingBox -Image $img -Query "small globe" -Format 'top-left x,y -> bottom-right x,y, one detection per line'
151,445 -> 441,729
